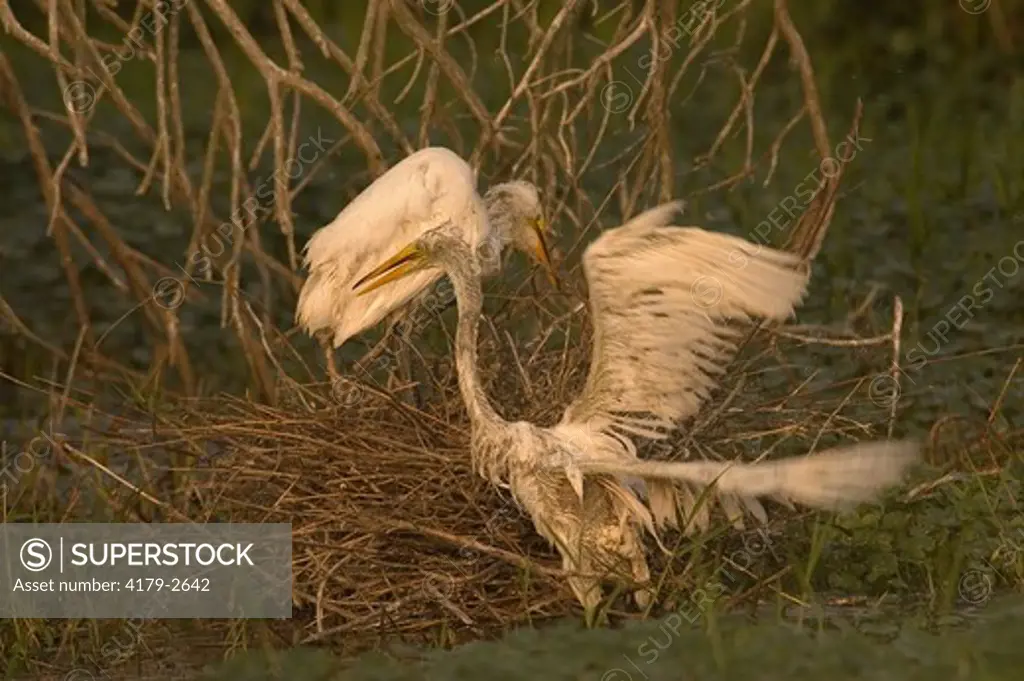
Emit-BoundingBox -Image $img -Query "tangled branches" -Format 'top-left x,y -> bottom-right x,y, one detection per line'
1,0 -> 854,400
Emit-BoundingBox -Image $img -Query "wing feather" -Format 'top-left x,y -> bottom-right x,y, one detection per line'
561,204 -> 809,437
555,203 -> 812,531
296,147 -> 488,346
577,440 -> 920,512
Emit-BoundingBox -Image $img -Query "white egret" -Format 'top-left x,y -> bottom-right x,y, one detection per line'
295,146 -> 556,352
352,201 -> 919,618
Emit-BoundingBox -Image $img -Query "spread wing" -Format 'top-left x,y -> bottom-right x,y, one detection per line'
296,146 -> 488,347
556,202 -> 811,530
560,202 -> 809,436
577,440 -> 919,513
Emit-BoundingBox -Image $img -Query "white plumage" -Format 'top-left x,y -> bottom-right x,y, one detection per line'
351,200 -> 919,619
296,146 -> 554,348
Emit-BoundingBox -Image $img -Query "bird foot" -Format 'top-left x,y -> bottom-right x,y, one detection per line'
633,586 -> 654,610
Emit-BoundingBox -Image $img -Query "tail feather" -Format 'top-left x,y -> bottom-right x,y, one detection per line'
617,200 -> 686,231
580,440 -> 919,513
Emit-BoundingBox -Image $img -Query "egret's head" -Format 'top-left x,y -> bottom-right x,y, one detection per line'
351,225 -> 474,296
483,180 -> 556,285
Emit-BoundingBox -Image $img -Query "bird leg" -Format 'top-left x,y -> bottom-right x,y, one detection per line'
628,538 -> 654,610
317,332 -> 341,385
565,554 -> 653,621
352,321 -> 396,375
564,557 -> 604,627
389,311 -> 422,409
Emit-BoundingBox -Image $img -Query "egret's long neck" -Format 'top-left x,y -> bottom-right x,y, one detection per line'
446,259 -> 503,430
480,190 -> 516,276
482,190 -> 515,248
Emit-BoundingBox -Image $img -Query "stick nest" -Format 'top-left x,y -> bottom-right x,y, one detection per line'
42,314 -> 925,657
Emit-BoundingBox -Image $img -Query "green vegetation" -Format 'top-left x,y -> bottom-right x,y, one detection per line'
0,0 -> 1022,679
199,594 -> 1024,680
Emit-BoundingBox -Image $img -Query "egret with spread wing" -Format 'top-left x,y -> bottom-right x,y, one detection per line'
296,146 -> 556,350
352,201 -> 919,619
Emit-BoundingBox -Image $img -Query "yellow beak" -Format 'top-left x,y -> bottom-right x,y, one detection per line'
530,217 -> 558,287
352,243 -> 425,296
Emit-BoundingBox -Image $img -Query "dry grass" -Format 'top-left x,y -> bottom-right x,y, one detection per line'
10,304 -> 952,671
5,1 -> 1015,679
7,267 -> 1022,677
